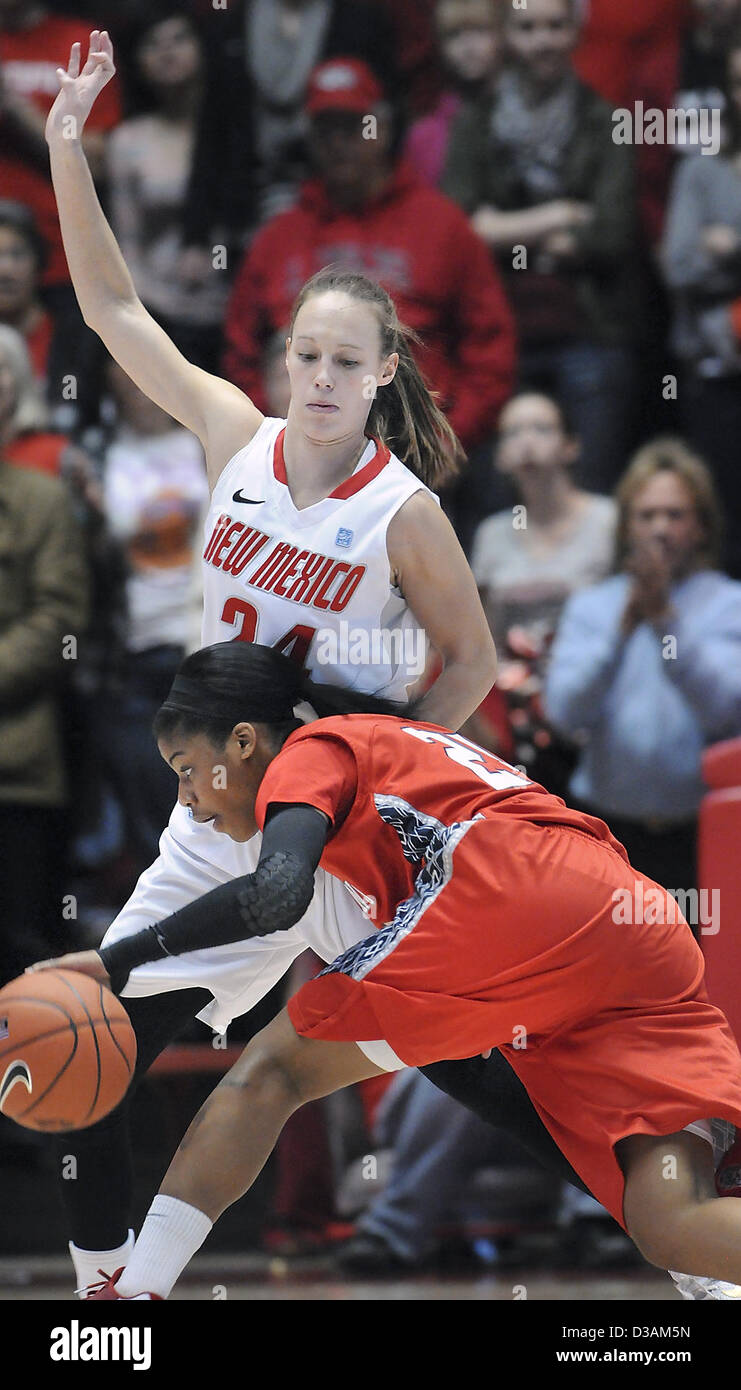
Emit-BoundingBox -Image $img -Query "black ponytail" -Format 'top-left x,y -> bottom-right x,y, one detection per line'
299,673 -> 403,721
152,642 -> 407,748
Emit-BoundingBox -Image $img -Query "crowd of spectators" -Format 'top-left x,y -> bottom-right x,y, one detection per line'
2,0 -> 741,1271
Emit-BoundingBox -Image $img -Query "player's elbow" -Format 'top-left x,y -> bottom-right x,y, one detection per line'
480,634 -> 498,687
82,292 -> 141,339
452,630 -> 498,696
238,854 -> 316,937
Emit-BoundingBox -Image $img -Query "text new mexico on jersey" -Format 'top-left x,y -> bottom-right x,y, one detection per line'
201,416 -> 438,699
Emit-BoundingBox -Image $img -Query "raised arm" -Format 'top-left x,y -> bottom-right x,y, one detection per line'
45,31 -> 262,488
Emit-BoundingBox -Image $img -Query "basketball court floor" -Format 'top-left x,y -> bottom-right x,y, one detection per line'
0,1255 -> 678,1300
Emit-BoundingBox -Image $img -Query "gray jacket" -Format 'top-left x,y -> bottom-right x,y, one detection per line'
661,151 -> 741,374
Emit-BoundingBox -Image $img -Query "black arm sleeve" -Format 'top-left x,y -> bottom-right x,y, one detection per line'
99,805 -> 329,995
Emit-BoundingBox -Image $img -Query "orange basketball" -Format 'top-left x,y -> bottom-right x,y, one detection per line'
0,969 -> 137,1131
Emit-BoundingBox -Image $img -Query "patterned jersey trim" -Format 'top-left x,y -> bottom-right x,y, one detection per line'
320,796 -> 483,984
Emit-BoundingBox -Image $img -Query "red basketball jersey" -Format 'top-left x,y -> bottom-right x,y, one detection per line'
257,715 -> 741,1236
255,715 -> 628,930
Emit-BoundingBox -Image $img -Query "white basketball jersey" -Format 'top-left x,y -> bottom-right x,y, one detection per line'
201,417 -> 438,700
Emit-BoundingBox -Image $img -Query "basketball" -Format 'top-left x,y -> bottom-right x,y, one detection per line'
0,969 -> 137,1132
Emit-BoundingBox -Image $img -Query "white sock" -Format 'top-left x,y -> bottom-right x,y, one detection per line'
69,1230 -> 135,1296
116,1195 -> 212,1299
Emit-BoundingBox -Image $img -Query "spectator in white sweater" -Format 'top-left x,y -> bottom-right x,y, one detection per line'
468,392 -> 616,792
107,6 -> 228,371
98,360 -> 208,870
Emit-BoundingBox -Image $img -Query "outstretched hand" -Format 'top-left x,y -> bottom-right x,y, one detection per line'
45,29 -> 115,145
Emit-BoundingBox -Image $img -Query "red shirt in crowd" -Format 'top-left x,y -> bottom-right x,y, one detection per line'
223,161 -> 516,454
0,13 -> 121,286
574,0 -> 688,106
25,308 -> 54,382
376,0 -> 439,116
4,430 -> 67,475
574,0 -> 690,243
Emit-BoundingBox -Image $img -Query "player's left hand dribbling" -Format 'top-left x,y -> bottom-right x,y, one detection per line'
26,950 -> 111,989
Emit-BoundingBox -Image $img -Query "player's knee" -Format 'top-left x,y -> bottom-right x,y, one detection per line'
225,1041 -> 307,1115
625,1222 -> 673,1271
624,1207 -> 694,1272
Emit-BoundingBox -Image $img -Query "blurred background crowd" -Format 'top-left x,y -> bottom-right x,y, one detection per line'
2,0 -> 741,1277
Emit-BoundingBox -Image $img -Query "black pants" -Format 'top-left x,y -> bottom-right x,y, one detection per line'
575,806 -> 698,935
42,282 -> 105,431
52,988 -> 212,1250
0,804 -> 67,987
53,988 -> 586,1251
601,815 -> 697,894
682,373 -> 741,580
99,647 -> 184,871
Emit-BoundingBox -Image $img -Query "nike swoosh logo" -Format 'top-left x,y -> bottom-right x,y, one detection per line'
232,491 -> 265,505
0,1059 -> 32,1112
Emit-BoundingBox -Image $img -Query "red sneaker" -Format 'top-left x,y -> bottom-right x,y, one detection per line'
83,1267 -> 162,1300
716,1134 -> 741,1197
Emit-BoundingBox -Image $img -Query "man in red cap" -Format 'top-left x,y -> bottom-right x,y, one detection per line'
222,56 -> 515,461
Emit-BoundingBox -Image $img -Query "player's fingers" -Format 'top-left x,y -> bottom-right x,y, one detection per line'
81,30 -> 102,76
79,31 -> 100,75
87,48 -> 114,84
67,42 -> 81,80
25,959 -> 58,973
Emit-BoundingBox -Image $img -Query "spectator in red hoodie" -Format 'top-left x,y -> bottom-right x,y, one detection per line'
222,56 -> 516,474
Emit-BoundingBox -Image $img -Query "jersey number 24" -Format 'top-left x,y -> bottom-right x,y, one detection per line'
220,597 -> 315,667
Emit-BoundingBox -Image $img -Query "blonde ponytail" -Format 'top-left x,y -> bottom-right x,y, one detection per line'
290,267 -> 464,490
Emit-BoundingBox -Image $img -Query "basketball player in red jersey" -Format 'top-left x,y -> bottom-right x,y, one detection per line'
45,641 -> 741,1300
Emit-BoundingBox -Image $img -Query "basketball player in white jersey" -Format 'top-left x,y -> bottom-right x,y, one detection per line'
41,34 -> 734,1303
41,30 -> 505,1291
